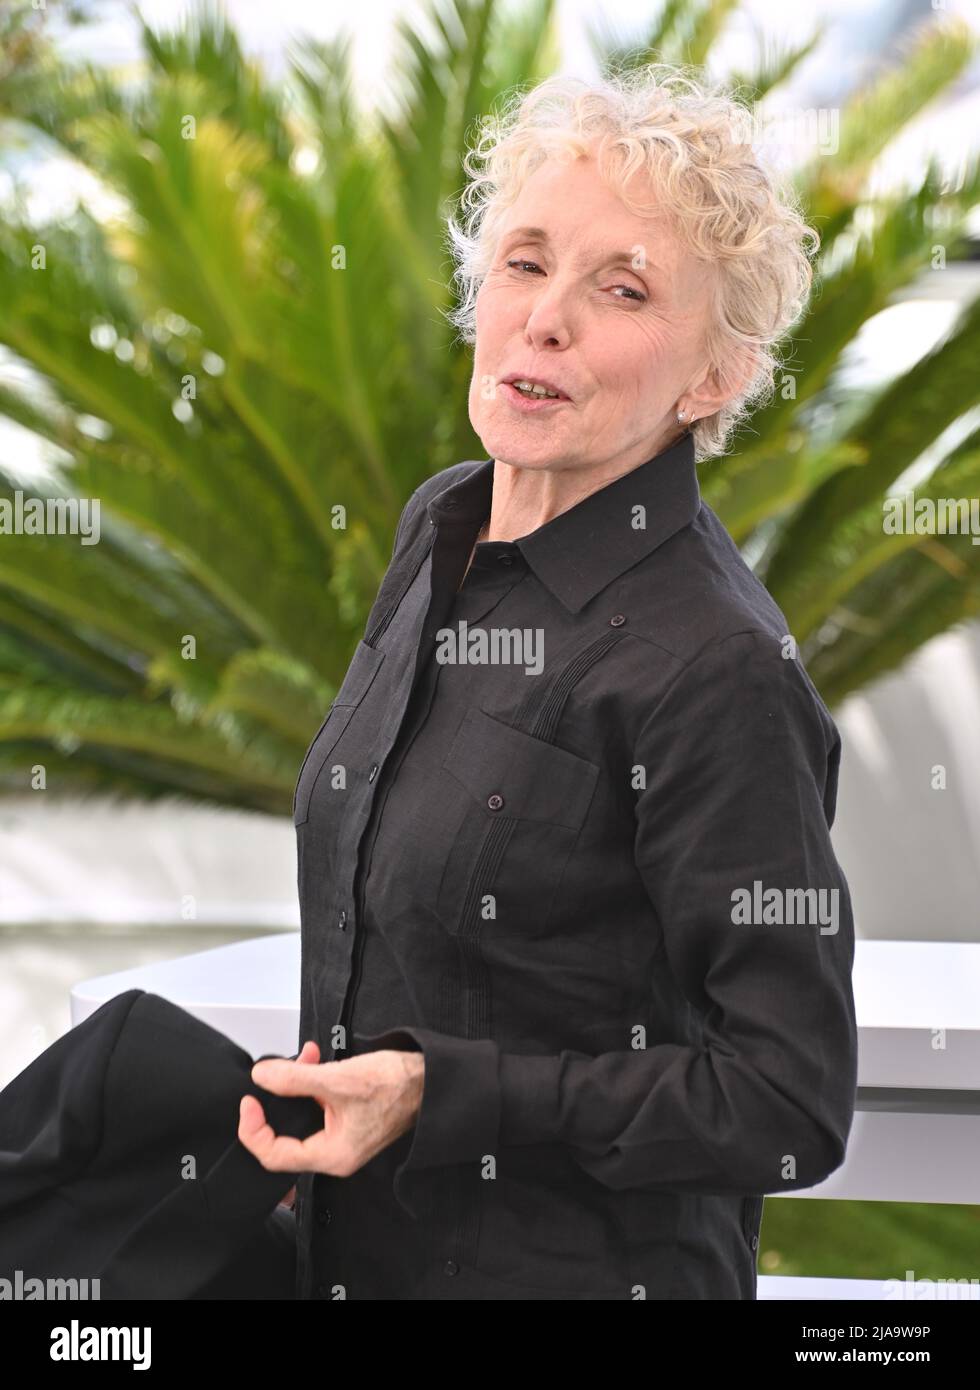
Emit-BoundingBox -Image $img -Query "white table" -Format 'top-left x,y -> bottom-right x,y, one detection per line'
71,932 -> 302,1059
71,936 -> 980,1204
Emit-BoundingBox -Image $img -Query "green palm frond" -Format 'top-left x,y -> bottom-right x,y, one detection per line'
0,0 -> 978,812
764,289 -> 980,613
798,17 -> 976,250
726,30 -> 825,104
591,0 -> 742,74
213,648 -> 334,741
0,680 -> 294,798
805,534 -> 980,707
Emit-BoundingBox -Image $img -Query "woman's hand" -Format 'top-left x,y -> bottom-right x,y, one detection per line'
271,1039 -> 320,1207
238,1041 -> 425,1180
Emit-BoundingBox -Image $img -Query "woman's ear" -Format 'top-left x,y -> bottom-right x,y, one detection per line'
689,344 -> 758,420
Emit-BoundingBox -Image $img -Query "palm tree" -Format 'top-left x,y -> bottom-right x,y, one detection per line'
0,0 -> 977,812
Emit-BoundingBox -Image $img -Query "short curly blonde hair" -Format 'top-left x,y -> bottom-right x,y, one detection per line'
443,64 -> 819,463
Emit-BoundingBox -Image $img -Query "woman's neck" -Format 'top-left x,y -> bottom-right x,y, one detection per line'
458,518 -> 490,589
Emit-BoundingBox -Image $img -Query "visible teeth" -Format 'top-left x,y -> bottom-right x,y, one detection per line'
513,380 -> 560,398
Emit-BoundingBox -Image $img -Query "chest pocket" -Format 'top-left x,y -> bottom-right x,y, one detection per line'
430,706 -> 599,938
293,640 -> 386,826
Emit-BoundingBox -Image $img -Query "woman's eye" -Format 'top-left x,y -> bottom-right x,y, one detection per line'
609,284 -> 647,303
504,259 -> 646,304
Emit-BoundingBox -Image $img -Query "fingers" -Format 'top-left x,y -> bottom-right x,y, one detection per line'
240,1042 -> 333,1173
238,1094 -> 331,1172
250,1055 -> 323,1097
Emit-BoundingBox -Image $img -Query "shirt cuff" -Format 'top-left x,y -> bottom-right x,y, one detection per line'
496,1052 -> 562,1146
352,1026 -> 504,1218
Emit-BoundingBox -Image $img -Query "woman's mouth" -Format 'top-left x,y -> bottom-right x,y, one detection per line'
501,381 -> 572,412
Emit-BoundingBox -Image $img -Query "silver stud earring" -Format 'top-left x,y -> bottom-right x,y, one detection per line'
677,409 -> 686,423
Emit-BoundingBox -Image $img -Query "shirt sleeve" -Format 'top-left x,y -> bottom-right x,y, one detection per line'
391,487 -> 422,558
356,629 -> 859,1217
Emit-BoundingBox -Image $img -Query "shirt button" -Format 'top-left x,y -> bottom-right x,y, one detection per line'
444,1260 -> 459,1276
610,613 -> 626,626
337,909 -> 347,931
368,763 -> 379,781
487,793 -> 504,811
317,1208 -> 332,1226
750,1235 -> 759,1251
497,554 -> 513,566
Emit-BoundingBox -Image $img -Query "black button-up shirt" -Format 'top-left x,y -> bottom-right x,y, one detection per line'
292,429 -> 858,1300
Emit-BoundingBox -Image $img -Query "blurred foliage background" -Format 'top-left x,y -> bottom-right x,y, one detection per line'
1,0 -> 979,812
1,0 -> 979,1288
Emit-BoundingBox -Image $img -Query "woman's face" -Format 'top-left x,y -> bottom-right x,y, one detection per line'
468,153 -> 723,474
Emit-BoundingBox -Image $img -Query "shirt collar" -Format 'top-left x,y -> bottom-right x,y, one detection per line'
426,429 -> 701,614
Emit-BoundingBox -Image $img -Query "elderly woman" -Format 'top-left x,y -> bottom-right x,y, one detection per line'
239,66 -> 858,1301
